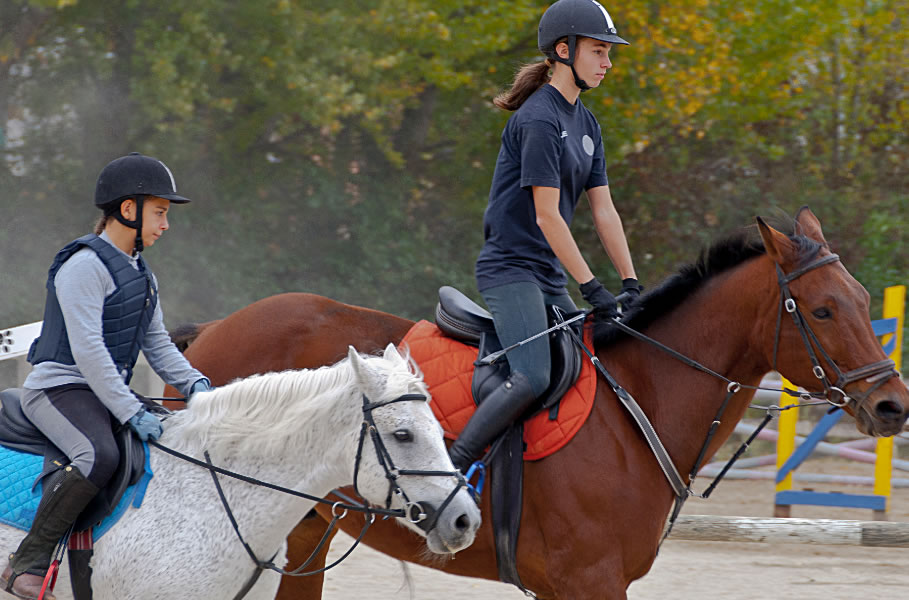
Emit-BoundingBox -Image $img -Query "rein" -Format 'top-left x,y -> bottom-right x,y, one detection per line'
150,391 -> 466,600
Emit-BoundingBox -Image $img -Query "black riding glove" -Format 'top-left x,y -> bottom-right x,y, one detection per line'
579,277 -> 618,320
620,278 -> 644,309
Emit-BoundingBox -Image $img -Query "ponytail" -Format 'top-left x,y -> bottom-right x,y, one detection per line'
493,59 -> 553,111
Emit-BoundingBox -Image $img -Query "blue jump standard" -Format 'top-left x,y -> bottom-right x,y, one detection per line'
775,408 -> 886,510
775,489 -> 887,510
774,312 -> 898,513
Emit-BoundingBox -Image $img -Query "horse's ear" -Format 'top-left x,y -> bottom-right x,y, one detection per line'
348,346 -> 376,394
382,343 -> 403,363
757,216 -> 797,265
794,206 -> 828,246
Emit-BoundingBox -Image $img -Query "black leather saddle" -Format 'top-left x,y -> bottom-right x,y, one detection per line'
0,387 -> 149,531
434,286 -> 583,420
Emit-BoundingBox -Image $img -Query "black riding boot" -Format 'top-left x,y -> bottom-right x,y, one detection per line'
449,372 -> 537,472
1,466 -> 99,600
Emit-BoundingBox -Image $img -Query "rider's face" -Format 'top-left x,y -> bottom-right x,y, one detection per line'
141,197 -> 170,248
572,38 -> 612,88
121,196 -> 170,248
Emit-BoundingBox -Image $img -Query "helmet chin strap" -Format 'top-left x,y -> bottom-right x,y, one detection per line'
553,36 -> 592,92
571,64 -> 592,92
113,195 -> 145,255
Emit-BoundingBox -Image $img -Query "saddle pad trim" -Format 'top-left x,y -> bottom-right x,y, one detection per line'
0,443 -> 152,541
402,320 -> 598,461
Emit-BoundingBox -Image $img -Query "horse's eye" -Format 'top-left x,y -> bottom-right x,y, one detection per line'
812,307 -> 832,320
393,429 -> 413,442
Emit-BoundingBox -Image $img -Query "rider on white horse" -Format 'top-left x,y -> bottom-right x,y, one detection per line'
1,153 -> 211,600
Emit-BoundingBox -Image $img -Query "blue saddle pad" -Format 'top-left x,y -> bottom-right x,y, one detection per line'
0,444 -> 153,542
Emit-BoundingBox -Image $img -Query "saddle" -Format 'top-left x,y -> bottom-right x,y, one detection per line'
433,286 -> 586,594
0,387 -> 148,531
435,285 -> 584,419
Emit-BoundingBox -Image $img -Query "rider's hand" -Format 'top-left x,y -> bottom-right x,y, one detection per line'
189,378 -> 212,402
127,408 -> 163,441
579,277 -> 618,320
620,278 -> 643,308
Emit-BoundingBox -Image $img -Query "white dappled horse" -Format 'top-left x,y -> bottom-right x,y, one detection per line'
0,344 -> 480,599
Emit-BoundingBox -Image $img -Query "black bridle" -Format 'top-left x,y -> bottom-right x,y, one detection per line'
771,253 -> 899,412
151,391 -> 467,600
354,393 -> 469,534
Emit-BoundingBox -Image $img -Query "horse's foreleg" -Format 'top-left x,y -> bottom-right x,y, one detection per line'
275,513 -> 337,600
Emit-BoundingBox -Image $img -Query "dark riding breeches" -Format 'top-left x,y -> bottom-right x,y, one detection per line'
21,385 -> 119,488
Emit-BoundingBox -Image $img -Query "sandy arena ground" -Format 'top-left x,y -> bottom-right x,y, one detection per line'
322,457 -> 909,599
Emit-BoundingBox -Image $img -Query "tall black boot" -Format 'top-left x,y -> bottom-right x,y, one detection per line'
449,372 -> 537,472
1,466 -> 99,600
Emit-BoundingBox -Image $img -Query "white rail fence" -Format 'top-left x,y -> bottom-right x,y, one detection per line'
0,321 -> 163,396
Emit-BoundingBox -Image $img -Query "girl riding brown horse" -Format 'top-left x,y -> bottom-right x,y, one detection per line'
170,209 -> 909,599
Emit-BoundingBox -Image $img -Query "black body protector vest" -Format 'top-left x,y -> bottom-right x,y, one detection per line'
28,234 -> 158,384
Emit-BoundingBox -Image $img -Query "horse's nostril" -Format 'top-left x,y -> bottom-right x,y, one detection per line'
455,513 -> 472,532
874,400 -> 903,421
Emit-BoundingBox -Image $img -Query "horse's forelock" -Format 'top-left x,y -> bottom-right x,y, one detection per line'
365,348 -> 430,403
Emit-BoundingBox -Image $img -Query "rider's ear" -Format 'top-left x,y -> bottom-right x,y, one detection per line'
556,41 -> 571,60
757,216 -> 797,266
794,206 -> 829,247
120,198 -> 135,220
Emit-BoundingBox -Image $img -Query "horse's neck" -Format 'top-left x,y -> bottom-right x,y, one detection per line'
613,264 -> 772,482
167,389 -> 365,525
235,394 -> 363,494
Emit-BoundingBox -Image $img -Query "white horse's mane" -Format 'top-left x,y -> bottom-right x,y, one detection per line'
163,348 -> 427,459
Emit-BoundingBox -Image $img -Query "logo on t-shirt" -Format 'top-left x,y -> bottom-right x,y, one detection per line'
582,135 -> 595,156
561,130 -> 568,138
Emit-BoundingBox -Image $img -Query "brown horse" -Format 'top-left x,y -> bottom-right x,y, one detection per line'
169,209 -> 909,599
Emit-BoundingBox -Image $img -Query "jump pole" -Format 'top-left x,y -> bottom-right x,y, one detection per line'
671,515 -> 909,548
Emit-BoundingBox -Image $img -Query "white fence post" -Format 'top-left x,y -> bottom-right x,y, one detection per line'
0,321 -> 42,359
0,321 -> 42,389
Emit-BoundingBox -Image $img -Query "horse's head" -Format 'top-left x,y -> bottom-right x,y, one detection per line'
758,207 -> 909,436
347,344 -> 481,555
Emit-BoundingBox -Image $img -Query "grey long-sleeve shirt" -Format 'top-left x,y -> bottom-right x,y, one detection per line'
23,231 -> 207,424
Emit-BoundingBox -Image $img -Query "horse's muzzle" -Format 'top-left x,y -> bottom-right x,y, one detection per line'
423,489 -> 481,555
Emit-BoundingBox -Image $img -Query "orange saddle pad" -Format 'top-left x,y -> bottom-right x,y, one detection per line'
401,319 -> 597,461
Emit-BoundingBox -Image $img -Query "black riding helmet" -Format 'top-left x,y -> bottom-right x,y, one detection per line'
94,152 -> 191,253
538,0 -> 629,91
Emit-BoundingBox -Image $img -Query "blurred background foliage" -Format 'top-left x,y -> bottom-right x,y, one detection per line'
1,0 -> 906,352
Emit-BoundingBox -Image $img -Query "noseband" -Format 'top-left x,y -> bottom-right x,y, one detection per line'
771,253 -> 899,414
354,393 -> 467,534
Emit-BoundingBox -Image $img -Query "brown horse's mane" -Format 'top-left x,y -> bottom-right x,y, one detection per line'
593,218 -> 824,348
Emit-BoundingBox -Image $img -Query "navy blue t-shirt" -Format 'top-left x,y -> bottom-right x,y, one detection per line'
475,84 -> 609,294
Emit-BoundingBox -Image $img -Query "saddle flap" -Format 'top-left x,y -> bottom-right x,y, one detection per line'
471,333 -> 510,406
71,425 -> 146,531
541,306 -> 584,419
